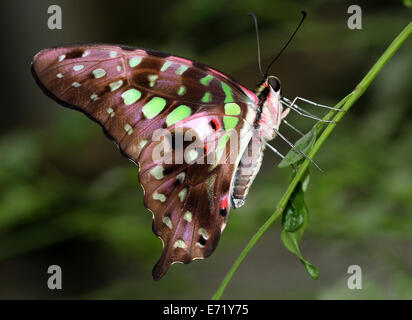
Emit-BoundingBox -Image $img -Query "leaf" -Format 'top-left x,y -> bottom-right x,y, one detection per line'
278,128 -> 316,168
303,263 -> 319,279
281,224 -> 319,280
281,185 -> 307,232
281,179 -> 319,280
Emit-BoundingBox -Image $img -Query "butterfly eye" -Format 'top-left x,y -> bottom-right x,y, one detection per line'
268,77 -> 281,92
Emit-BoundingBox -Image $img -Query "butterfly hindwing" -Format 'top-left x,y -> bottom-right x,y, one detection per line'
141,149 -> 236,280
31,44 -> 258,279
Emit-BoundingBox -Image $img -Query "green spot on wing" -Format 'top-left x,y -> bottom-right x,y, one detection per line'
223,116 -> 239,131
177,86 -> 186,96
148,74 -> 158,87
109,80 -> 123,91
129,57 -> 142,68
221,82 -> 234,103
162,216 -> 173,229
121,89 -> 141,105
176,65 -> 189,75
148,74 -> 158,82
201,91 -> 212,103
183,211 -> 192,222
92,68 -> 106,79
224,102 -> 241,115
173,239 -> 187,249
217,133 -> 230,151
200,75 -> 213,86
153,192 -> 166,202
142,97 -> 167,119
160,61 -> 172,72
166,105 -> 191,127
214,133 -> 231,163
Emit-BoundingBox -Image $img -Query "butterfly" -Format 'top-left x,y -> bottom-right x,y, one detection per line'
31,13 -> 329,280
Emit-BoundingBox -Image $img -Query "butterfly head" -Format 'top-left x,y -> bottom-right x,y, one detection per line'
256,75 -> 281,96
266,75 -> 281,93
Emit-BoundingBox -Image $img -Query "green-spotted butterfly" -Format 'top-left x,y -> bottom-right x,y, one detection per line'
31,12 -> 332,280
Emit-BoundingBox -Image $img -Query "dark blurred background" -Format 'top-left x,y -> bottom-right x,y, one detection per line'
0,0 -> 411,299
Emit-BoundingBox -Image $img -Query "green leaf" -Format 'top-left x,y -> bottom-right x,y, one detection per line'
281,228 -> 319,280
303,263 -> 319,279
281,181 -> 319,280
278,128 -> 316,168
281,206 -> 305,232
404,0 -> 412,8
281,184 -> 307,232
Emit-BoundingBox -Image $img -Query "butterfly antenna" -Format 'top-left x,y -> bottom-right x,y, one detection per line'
265,11 -> 307,75
248,12 -> 265,77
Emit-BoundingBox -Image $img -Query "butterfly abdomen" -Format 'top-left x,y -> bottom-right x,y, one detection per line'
231,135 -> 264,208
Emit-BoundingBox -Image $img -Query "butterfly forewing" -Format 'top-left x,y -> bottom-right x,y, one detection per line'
32,44 -> 258,279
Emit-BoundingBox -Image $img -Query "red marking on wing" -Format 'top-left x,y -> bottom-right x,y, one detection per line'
210,118 -> 220,131
220,195 -> 229,211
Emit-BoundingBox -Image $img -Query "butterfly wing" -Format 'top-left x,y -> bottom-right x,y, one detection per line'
31,44 -> 258,279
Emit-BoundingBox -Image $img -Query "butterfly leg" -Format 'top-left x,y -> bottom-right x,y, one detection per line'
281,107 -> 290,119
281,118 -> 304,136
266,143 -> 285,159
273,128 -> 323,172
280,100 -> 335,123
285,96 -> 343,111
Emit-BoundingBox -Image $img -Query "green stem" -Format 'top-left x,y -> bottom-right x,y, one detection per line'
212,21 -> 412,300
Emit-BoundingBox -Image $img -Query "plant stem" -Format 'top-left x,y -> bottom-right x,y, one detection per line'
212,21 -> 412,300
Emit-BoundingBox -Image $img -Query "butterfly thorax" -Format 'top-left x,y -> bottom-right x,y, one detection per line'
254,76 -> 285,142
